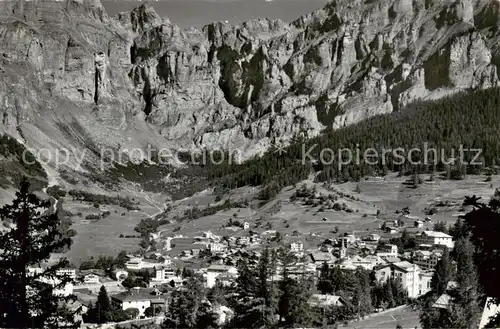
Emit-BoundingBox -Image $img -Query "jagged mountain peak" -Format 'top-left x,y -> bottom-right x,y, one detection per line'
0,0 -> 500,186
0,0 -> 107,24
115,1 -> 167,34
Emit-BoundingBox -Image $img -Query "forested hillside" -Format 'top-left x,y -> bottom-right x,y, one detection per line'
178,88 -> 500,199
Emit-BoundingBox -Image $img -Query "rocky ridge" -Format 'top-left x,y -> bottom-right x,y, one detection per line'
0,0 -> 500,178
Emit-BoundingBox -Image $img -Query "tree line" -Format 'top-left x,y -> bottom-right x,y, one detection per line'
171,87 -> 500,200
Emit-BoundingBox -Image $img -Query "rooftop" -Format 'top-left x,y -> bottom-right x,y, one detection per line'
111,288 -> 167,302
379,256 -> 401,263
393,261 -> 419,272
375,260 -> 418,272
125,258 -> 142,265
433,293 -> 452,309
79,269 -> 106,277
364,255 -> 384,262
154,265 -> 176,271
420,231 -> 452,238
308,294 -> 344,308
351,255 -> 371,263
207,264 -> 236,272
310,251 -> 336,262
414,250 -> 443,257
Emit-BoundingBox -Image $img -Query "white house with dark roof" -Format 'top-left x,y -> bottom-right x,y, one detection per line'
416,231 -> 454,249
151,265 -> 176,284
206,265 -> 237,288
365,233 -> 381,242
309,251 -> 337,265
374,261 -> 421,298
380,256 -> 401,264
289,241 -> 304,253
209,242 -> 226,253
82,272 -> 101,285
284,263 -> 317,279
237,236 -> 250,246
111,288 -> 167,316
362,255 -> 387,269
125,257 -> 143,270
376,244 -> 398,257
338,256 -> 371,271
418,271 -> 433,296
412,250 -> 443,270
56,268 -> 76,280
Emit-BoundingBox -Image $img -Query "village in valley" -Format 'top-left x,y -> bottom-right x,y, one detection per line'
12,168 -> 497,328
5,0 -> 500,327
34,195 -> 484,328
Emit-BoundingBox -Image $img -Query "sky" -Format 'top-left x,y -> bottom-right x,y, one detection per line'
102,0 -> 329,29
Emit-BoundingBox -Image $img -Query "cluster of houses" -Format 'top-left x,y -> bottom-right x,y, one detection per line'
306,232 -> 449,299
137,229 -> 456,303
33,226 -> 500,326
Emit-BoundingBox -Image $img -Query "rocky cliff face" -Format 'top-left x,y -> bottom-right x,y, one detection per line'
0,0 -> 499,176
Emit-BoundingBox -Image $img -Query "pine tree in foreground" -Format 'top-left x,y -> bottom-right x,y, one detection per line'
162,275 -> 206,328
85,285 -> 129,323
0,177 -> 79,328
448,237 -> 480,329
230,247 -> 279,328
431,247 -> 452,296
278,248 -> 316,327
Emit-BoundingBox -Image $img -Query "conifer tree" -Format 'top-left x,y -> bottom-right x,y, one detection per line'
462,194 -> 500,300
449,237 -> 480,329
329,265 -> 346,293
207,280 -> 227,306
231,247 -> 279,328
420,237 -> 481,329
257,247 -> 279,328
283,276 -> 317,327
277,248 -> 316,327
317,262 -> 333,294
431,247 -> 452,296
278,249 -> 294,323
196,299 -> 218,328
352,268 -> 372,317
448,218 -> 468,240
162,275 -> 205,328
163,289 -> 193,328
85,284 -> 129,324
385,281 -> 394,308
390,278 -> 407,306
433,221 -> 448,233
0,177 -> 78,328
95,285 -> 112,324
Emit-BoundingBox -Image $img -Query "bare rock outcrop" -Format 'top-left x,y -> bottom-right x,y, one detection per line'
0,0 -> 499,175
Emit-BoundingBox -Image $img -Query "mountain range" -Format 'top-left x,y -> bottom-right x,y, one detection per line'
0,0 -> 500,192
